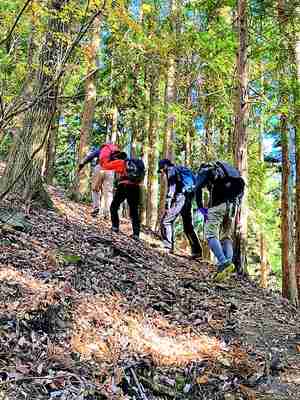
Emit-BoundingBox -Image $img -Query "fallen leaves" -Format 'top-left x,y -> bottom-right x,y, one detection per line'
0,185 -> 298,399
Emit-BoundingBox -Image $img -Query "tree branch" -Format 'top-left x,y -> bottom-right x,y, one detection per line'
0,0 -> 33,49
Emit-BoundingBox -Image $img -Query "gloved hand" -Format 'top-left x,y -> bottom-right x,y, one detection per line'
198,207 -> 208,223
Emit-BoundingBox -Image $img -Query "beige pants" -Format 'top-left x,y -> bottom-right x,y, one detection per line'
204,202 -> 235,241
92,165 -> 114,216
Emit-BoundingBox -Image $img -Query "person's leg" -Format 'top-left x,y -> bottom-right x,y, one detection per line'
91,165 -> 103,215
222,239 -> 233,261
101,171 -> 114,218
220,202 -> 236,261
205,203 -> 227,265
161,194 -> 185,251
181,193 -> 202,257
110,184 -> 126,232
126,185 -> 141,238
207,203 -> 235,282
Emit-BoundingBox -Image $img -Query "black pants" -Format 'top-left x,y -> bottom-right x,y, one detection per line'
110,183 -> 141,236
161,193 -> 202,255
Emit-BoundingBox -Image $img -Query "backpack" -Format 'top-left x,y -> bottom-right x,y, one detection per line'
126,159 -> 145,183
214,161 -> 245,200
176,166 -> 196,193
99,143 -> 119,166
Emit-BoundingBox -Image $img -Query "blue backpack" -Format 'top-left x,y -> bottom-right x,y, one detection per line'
176,166 -> 196,193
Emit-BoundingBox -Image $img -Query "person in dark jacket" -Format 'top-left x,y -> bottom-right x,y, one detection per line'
195,161 -> 244,281
158,159 -> 202,258
78,146 -> 115,217
101,151 -> 142,239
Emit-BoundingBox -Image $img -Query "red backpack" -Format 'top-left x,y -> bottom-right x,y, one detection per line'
99,143 -> 119,166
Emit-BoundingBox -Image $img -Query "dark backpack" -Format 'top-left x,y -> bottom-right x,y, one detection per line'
176,166 -> 196,193
126,159 -> 145,183
214,161 -> 245,200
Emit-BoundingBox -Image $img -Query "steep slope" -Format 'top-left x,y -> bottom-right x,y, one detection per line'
0,185 -> 299,400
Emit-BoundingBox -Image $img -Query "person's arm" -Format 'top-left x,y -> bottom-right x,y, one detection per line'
195,169 -> 210,209
165,166 -> 177,208
79,148 -> 100,170
101,158 -> 126,174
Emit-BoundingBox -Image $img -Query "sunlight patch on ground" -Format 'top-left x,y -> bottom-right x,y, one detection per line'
0,265 -> 61,314
71,294 -> 222,367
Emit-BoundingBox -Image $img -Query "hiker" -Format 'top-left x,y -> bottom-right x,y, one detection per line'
158,159 -> 202,259
101,151 -> 145,239
78,144 -> 119,217
195,161 -> 245,282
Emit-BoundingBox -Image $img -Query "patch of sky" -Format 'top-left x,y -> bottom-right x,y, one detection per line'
129,0 -> 141,19
194,116 -> 205,136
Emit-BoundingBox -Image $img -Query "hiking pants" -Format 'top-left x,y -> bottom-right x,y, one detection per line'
110,183 -> 141,236
205,202 -> 235,241
161,193 -> 202,255
92,165 -> 114,215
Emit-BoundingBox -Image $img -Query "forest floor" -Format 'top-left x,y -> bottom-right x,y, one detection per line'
0,174 -> 299,399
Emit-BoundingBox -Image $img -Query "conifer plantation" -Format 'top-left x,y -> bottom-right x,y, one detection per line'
0,1 -> 299,399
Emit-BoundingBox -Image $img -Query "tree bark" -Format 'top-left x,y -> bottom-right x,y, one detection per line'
281,114 -> 292,298
157,0 -> 178,227
233,0 -> 249,273
293,6 -> 300,303
77,15 -> 102,199
43,109 -> 60,184
146,69 -> 159,229
0,0 -> 68,206
277,0 -> 298,304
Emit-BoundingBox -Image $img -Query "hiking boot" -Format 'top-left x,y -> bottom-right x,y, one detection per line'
111,226 -> 119,234
213,260 -> 235,282
91,208 -> 99,217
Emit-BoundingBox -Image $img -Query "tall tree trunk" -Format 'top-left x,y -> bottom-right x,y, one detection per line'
233,0 -> 249,273
258,76 -> 268,288
278,0 -> 298,304
77,15 -> 101,199
0,0 -> 68,205
157,0 -> 178,227
146,70 -> 159,229
280,114 -> 294,299
185,86 -> 193,166
293,6 -> 300,304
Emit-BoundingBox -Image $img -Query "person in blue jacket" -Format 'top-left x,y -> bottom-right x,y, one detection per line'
158,159 -> 202,258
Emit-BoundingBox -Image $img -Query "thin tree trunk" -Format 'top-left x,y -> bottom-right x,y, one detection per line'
233,0 -> 249,273
281,114 -> 291,298
185,87 -> 193,166
258,76 -> 268,289
77,15 -> 101,199
43,109 -> 60,184
146,70 -> 159,229
0,0 -> 68,206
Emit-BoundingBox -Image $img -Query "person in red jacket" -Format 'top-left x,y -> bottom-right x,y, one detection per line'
101,151 -> 142,239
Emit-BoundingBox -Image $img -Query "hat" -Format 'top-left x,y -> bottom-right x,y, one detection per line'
157,158 -> 172,173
